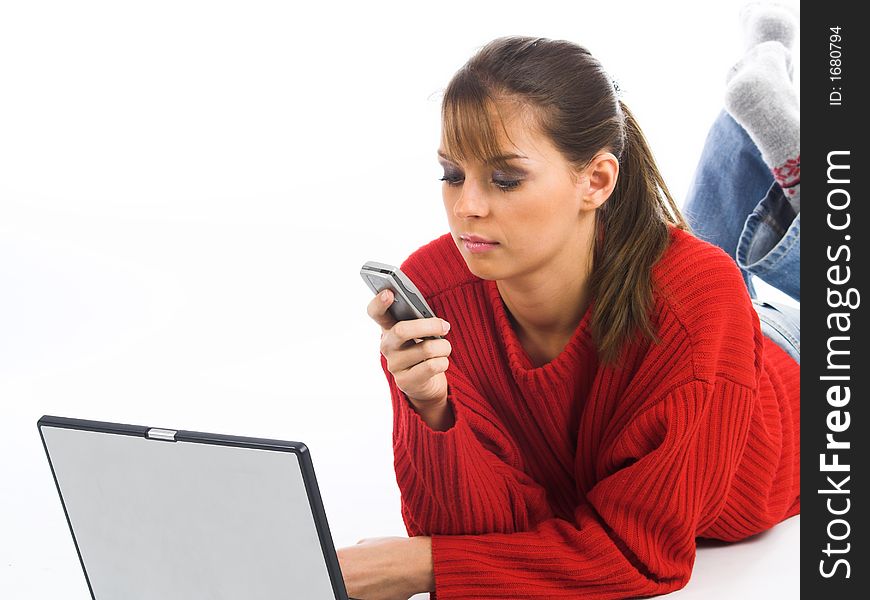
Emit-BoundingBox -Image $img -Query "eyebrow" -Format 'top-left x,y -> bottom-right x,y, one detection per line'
437,149 -> 529,164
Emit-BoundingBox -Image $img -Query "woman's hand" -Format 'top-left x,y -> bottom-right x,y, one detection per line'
337,536 -> 434,600
367,289 -> 452,411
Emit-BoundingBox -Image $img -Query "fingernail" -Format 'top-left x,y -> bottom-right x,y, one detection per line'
380,290 -> 391,303
442,320 -> 450,334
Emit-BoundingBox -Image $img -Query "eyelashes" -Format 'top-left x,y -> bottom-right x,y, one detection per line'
439,171 -> 523,192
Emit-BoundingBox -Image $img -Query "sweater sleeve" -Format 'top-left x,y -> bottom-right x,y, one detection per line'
404,377 -> 756,599
381,353 -> 557,536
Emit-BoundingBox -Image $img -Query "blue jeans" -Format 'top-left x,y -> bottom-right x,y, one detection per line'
683,111 -> 800,364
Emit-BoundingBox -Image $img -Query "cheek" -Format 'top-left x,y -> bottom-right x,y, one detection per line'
508,188 -> 581,250
513,186 -> 576,230
441,188 -> 453,208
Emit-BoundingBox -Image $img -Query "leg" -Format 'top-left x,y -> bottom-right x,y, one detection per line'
686,4 -> 800,302
735,183 -> 800,302
724,38 -> 800,302
752,299 -> 800,364
686,2 -> 801,363
683,110 -> 772,299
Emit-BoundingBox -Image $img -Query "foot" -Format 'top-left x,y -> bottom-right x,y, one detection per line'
725,41 -> 800,211
739,2 -> 799,53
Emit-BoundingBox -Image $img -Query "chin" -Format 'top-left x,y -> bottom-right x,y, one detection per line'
458,252 -> 505,281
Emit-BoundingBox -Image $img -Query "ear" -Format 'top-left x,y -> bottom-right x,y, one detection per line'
578,152 -> 619,210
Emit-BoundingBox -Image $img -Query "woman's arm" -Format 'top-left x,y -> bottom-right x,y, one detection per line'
383,353 -> 557,536
397,378 -> 764,599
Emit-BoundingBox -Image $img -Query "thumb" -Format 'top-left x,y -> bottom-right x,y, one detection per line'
367,289 -> 398,331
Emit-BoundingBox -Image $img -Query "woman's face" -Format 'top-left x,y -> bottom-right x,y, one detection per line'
438,105 -> 595,283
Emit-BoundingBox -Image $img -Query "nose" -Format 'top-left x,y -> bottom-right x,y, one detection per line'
451,178 -> 490,219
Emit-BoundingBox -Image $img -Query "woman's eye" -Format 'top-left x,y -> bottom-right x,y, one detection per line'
492,178 -> 521,191
439,170 -> 522,191
439,173 -> 464,186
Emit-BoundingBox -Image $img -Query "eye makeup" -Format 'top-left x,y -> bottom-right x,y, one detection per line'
437,158 -> 527,192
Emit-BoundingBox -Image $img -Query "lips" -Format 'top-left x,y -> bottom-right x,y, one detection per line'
460,234 -> 498,244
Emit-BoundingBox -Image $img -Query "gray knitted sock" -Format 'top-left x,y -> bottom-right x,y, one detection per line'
739,2 -> 799,53
725,40 -> 800,213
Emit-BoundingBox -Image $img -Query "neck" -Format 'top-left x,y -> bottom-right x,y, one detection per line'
496,225 -> 594,341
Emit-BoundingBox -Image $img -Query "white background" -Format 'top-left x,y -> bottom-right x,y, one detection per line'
0,1 -> 800,598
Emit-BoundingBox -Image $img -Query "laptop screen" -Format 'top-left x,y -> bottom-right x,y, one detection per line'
41,423 -> 342,600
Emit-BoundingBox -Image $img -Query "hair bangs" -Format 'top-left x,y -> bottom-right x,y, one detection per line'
440,69 -> 516,173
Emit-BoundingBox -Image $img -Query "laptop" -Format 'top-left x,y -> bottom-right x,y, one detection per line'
38,415 -> 350,600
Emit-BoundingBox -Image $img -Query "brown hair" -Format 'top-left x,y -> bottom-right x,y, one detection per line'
441,36 -> 688,365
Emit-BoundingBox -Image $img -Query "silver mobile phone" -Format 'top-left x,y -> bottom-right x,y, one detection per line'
360,261 -> 443,340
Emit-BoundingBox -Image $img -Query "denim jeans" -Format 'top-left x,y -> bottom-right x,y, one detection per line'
683,110 -> 800,364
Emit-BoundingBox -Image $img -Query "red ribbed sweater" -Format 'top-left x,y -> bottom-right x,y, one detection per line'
379,226 -> 800,599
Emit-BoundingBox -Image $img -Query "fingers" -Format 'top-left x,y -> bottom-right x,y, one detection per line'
368,289 -> 453,398
383,337 -> 452,373
369,289 -> 450,343
394,356 -> 450,389
366,289 -> 398,331
381,317 -> 450,351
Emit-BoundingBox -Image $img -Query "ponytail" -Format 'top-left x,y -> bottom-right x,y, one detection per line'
587,101 -> 689,365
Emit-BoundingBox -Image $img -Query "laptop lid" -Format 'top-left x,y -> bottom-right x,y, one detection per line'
38,415 -> 349,600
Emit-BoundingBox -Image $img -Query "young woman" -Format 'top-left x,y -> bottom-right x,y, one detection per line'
339,7 -> 800,599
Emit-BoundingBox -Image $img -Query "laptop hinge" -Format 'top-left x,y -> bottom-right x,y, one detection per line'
146,428 -> 177,442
